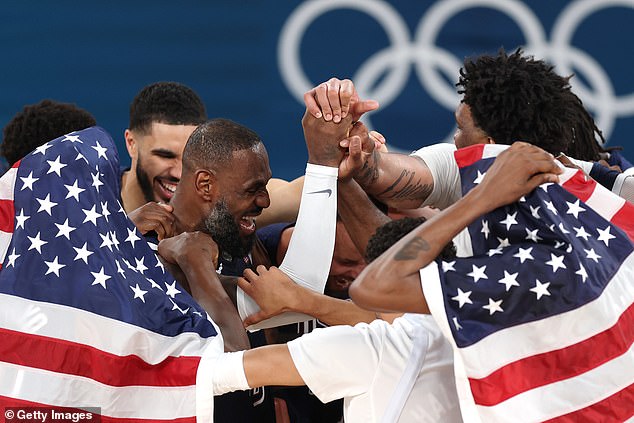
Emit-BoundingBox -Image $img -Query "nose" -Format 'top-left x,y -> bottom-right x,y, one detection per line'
256,189 -> 270,209
169,159 -> 182,181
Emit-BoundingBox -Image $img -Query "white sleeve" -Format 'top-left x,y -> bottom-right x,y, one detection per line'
237,163 -> 338,331
287,324 -> 379,403
613,168 -> 634,204
211,351 -> 250,396
410,143 -> 461,209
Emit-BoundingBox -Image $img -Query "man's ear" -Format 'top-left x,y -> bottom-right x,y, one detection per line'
194,169 -> 217,201
487,137 -> 495,145
124,129 -> 137,158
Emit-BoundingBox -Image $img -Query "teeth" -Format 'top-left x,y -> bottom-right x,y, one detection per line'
159,181 -> 177,193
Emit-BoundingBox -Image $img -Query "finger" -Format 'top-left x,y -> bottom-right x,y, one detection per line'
327,78 -> 342,123
369,130 -> 386,145
243,268 -> 257,281
350,99 -> 379,121
303,90 -> 322,119
255,264 -> 268,275
243,311 -> 268,327
315,83 -> 332,121
339,79 -> 354,119
158,203 -> 174,212
236,276 -> 251,293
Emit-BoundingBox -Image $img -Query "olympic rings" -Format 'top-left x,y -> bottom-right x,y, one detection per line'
278,0 -> 634,142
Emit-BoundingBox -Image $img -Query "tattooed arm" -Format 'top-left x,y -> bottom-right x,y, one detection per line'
349,142 -> 563,313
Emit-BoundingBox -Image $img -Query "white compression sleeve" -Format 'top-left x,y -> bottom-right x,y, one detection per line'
212,351 -> 250,396
237,163 -> 338,330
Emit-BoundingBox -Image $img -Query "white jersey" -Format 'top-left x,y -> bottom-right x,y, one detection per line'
410,143 -> 461,210
287,314 -> 463,423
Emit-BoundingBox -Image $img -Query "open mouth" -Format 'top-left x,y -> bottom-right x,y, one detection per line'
239,216 -> 257,235
156,179 -> 178,200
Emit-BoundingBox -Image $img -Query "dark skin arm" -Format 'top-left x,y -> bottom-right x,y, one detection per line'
158,232 -> 250,352
349,142 -> 563,313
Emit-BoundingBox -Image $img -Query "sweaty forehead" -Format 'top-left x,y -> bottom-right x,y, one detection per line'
227,144 -> 272,180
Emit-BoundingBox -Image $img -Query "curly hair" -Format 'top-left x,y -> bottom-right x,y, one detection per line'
129,81 -> 207,134
457,49 -> 606,161
365,216 -> 457,263
1,99 -> 96,165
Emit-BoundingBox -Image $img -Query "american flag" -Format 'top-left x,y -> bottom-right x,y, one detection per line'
421,144 -> 634,422
0,127 -> 222,421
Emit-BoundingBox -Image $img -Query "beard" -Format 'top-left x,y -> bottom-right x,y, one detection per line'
135,156 -> 156,203
203,199 -> 255,258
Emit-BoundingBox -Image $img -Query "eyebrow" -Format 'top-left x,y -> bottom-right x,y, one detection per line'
151,148 -> 177,157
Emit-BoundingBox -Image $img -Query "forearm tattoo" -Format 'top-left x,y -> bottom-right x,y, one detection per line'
394,236 -> 430,261
378,169 -> 433,201
357,150 -> 380,187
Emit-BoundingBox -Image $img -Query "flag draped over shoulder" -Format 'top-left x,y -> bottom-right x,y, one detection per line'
421,144 -> 634,422
0,127 -> 222,421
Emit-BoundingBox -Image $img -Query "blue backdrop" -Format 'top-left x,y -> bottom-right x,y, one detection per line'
2,0 -> 633,180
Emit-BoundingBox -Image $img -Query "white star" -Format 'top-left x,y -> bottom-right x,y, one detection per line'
36,194 -> 58,215
130,284 -> 148,303
169,298 -> 189,315
27,232 -> 47,253
487,246 -> 503,256
122,258 -> 135,271
193,311 -> 203,317
574,226 -> 591,241
483,298 -> 504,315
529,205 -> 541,219
82,205 -> 102,225
125,228 -> 141,247
6,248 -> 19,267
135,257 -> 148,274
91,267 -> 111,289
20,172 -> 38,191
497,237 -> 511,248
548,224 -> 556,232
539,183 -> 554,192
44,256 -> 66,277
566,200 -> 585,219
91,171 -> 104,192
576,264 -> 588,283
76,151 -> 88,163
525,228 -> 542,242
15,209 -> 30,229
116,260 -> 126,278
101,201 -> 111,222
165,281 -> 182,298
597,226 -> 616,247
452,317 -> 463,331
148,278 -> 164,291
585,248 -> 602,263
513,247 -> 534,263
55,218 -> 76,240
467,264 -> 488,283
451,288 -> 472,308
33,143 -> 52,156
46,156 -> 67,177
62,134 -> 82,143
99,232 -> 113,251
554,241 -> 566,249
519,196 -> 527,203
498,270 -> 520,291
566,244 -> 573,253
155,258 -> 165,273
545,253 -> 567,273
481,220 -> 490,239
441,260 -> 456,272
92,141 -> 108,159
500,212 -> 518,231
473,170 -> 486,184
110,231 -> 120,250
558,223 -> 570,234
73,242 -> 93,264
530,279 -> 551,300
545,201 -> 558,215
64,180 -> 85,202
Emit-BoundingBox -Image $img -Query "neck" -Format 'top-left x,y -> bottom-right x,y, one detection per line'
170,190 -> 199,236
120,170 -> 147,213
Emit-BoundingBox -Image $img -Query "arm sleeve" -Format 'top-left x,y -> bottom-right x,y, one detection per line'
410,143 -> 461,209
211,351 -> 250,396
237,163 -> 338,330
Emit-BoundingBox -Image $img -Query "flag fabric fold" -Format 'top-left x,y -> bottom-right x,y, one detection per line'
422,143 -> 634,422
0,127 -> 222,421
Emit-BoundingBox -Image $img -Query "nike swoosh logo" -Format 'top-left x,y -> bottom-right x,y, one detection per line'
307,188 -> 332,197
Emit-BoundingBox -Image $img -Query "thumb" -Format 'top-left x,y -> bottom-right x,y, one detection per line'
243,311 -> 267,327
351,100 -> 379,121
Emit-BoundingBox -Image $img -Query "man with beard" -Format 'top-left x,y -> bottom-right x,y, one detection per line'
120,81 -> 207,213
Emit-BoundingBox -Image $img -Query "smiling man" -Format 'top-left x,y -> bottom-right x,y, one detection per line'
120,81 -> 207,212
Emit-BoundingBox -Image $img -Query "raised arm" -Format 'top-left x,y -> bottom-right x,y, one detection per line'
349,142 -> 563,313
157,232 -> 250,352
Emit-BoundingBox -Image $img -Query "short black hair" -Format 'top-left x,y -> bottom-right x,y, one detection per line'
457,49 -> 606,161
182,118 -> 263,171
129,81 -> 207,134
1,99 -> 96,165
365,217 -> 457,263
